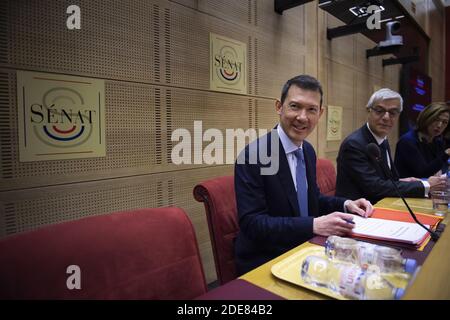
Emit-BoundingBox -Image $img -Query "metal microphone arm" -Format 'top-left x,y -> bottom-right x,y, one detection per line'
367,143 -> 440,241
387,175 -> 440,241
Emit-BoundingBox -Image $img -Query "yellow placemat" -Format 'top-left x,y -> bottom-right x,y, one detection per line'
270,245 -> 346,300
270,243 -> 412,300
240,242 -> 328,300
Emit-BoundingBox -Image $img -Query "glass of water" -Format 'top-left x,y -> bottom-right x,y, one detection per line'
430,191 -> 449,217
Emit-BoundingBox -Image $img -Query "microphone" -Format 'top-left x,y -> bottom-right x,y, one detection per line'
366,142 -> 440,241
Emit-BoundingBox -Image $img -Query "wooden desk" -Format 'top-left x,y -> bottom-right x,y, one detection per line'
240,197 -> 450,300
375,197 -> 450,225
403,209 -> 450,299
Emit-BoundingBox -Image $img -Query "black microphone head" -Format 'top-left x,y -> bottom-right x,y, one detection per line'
367,143 -> 381,160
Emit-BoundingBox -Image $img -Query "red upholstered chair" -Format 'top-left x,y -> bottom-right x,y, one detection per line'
193,176 -> 238,285
194,164 -> 335,284
0,207 -> 207,299
316,158 -> 337,196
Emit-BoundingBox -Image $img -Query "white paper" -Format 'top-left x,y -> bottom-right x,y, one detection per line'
351,216 -> 430,244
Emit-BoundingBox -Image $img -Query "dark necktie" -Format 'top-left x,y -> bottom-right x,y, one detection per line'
293,148 -> 308,217
379,140 -> 390,170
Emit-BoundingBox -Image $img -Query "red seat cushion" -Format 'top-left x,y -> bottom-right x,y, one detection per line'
0,207 -> 207,299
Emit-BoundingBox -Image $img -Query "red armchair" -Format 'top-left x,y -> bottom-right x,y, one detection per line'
316,158 -> 337,196
0,207 -> 207,299
194,159 -> 336,284
194,176 -> 238,285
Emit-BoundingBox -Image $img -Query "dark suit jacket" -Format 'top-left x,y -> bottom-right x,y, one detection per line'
395,130 -> 448,178
234,130 -> 347,275
336,125 -> 424,204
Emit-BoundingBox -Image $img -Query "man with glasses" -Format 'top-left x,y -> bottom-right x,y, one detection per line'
336,88 -> 446,204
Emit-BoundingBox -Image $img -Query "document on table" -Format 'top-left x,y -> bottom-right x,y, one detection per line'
351,215 -> 430,245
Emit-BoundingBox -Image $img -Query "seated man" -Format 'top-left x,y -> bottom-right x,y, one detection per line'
234,75 -> 373,275
336,88 -> 446,204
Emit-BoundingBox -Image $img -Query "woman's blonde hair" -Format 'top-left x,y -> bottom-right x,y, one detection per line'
416,102 -> 450,133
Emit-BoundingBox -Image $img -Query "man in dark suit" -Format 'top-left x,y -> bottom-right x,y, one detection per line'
336,88 -> 446,205
234,75 -> 373,275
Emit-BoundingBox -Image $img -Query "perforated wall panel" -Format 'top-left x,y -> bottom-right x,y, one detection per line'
5,0 -> 156,82
0,70 -> 255,190
254,35 -> 306,97
0,165 -> 233,282
164,2 -> 251,89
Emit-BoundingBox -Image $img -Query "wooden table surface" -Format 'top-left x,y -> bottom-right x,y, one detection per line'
240,197 -> 450,300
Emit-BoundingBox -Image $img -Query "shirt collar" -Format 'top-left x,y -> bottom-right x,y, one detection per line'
277,124 -> 303,154
366,123 -> 387,145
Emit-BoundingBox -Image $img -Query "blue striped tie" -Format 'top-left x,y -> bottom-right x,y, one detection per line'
294,148 -> 308,217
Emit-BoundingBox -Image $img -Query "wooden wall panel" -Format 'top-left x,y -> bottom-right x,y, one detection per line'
324,14 -> 355,67
322,61 -> 355,160
254,34 -> 306,98
0,71 -> 252,191
255,0 -> 306,43
355,35 -> 383,79
198,0 -> 253,27
3,0 -> 157,82
355,72 -> 372,126
428,0 -> 445,101
0,164 -> 233,282
255,98 -> 278,131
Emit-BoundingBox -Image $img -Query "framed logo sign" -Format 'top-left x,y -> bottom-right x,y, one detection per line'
326,105 -> 343,141
17,71 -> 105,162
210,33 -> 247,94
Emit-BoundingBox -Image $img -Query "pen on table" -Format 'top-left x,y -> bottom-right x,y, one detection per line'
343,218 -> 355,224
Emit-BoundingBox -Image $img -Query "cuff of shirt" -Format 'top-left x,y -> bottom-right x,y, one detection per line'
343,200 -> 351,212
421,180 -> 430,197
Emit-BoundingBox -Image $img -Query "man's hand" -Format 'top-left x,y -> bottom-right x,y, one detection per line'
345,198 -> 373,217
428,175 -> 446,192
313,212 -> 356,237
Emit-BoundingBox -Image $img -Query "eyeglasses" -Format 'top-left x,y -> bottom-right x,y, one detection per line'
369,106 -> 401,118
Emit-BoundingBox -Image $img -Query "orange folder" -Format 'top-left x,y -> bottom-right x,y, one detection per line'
371,207 -> 443,229
350,207 -> 443,249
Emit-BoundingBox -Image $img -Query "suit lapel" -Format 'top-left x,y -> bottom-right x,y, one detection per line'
361,125 -> 378,145
362,125 -> 386,177
362,125 -> 396,179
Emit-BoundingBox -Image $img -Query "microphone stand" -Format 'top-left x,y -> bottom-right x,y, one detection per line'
370,144 -> 441,241
389,179 -> 440,241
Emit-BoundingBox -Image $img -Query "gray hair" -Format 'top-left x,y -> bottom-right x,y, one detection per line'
366,88 -> 403,112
